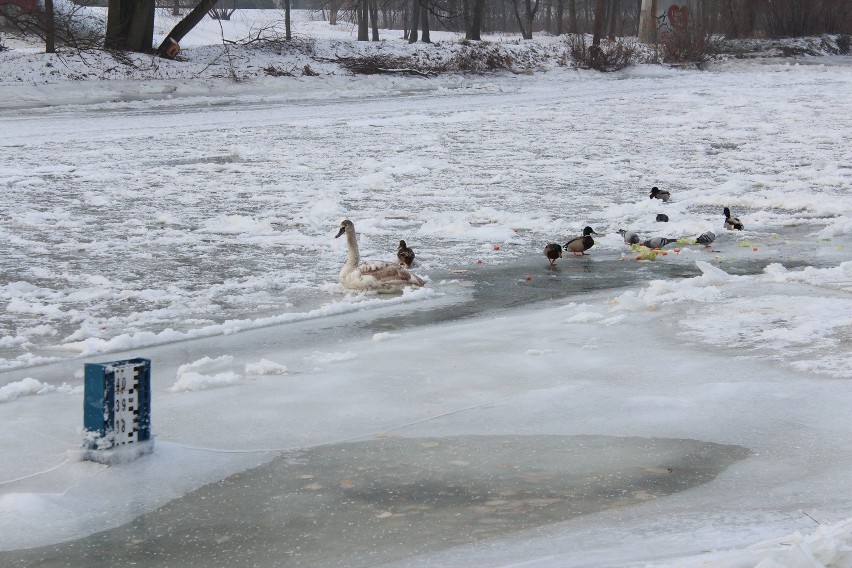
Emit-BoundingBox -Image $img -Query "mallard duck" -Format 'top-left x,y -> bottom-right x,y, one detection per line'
695,231 -> 716,246
565,226 -> 599,256
656,213 -> 669,222
649,187 -> 671,202
397,240 -> 415,267
335,220 -> 425,293
544,243 -> 563,265
617,229 -> 641,245
723,207 -> 744,230
642,236 -> 677,249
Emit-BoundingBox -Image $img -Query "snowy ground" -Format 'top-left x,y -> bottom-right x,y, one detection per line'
2,9 -> 852,568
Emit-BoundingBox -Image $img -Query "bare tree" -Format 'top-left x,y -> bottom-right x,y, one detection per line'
512,0 -> 539,39
1,0 -> 102,52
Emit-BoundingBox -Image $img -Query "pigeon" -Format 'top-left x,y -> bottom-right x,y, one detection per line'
617,229 -> 641,245
642,236 -> 678,249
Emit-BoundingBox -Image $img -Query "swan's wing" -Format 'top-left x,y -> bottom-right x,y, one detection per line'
358,260 -> 425,286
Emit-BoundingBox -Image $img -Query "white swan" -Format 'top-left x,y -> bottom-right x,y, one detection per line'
335,220 -> 425,293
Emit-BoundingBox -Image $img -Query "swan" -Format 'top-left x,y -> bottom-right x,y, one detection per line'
335,220 -> 425,293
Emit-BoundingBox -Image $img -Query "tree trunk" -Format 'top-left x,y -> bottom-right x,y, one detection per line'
512,0 -> 536,39
105,0 -> 132,49
607,0 -> 620,39
638,0 -> 656,43
512,0 -> 528,38
357,0 -> 368,40
462,0 -> 472,38
156,0 -> 220,57
285,0 -> 291,39
105,0 -> 155,52
370,0 -> 380,41
525,0 -> 538,38
555,0 -> 564,35
567,0 -> 577,33
43,0 -> 55,53
470,0 -> 485,40
126,0 -> 154,52
592,0 -> 604,46
421,2 -> 430,42
408,0 -> 419,43
172,0 -> 180,16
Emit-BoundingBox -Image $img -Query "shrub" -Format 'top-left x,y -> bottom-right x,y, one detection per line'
1,0 -> 104,51
447,43 -> 513,73
660,22 -> 726,68
837,34 -> 851,55
565,34 -> 637,72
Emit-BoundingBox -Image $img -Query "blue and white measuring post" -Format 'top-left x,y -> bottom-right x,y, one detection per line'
82,357 -> 153,464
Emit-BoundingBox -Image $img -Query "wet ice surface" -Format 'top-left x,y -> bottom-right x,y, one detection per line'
0,435 -> 749,568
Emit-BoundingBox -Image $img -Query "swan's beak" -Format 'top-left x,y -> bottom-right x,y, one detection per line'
335,227 -> 346,238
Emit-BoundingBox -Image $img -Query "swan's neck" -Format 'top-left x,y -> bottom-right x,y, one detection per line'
345,230 -> 360,267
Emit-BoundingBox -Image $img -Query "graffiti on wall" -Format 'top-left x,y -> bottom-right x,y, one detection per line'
656,2 -> 690,39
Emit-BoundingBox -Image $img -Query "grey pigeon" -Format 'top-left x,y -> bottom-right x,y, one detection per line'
695,232 -> 716,246
642,236 -> 678,249
617,229 -> 641,245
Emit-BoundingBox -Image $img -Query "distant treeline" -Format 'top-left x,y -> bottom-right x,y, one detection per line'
69,0 -> 851,37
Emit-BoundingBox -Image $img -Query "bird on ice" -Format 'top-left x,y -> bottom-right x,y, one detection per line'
335,220 -> 425,293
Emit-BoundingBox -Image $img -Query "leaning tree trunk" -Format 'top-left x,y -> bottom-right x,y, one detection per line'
512,0 -> 536,39
156,0 -> 220,58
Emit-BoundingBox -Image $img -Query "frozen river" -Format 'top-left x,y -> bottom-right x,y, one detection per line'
2,56 -> 852,566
